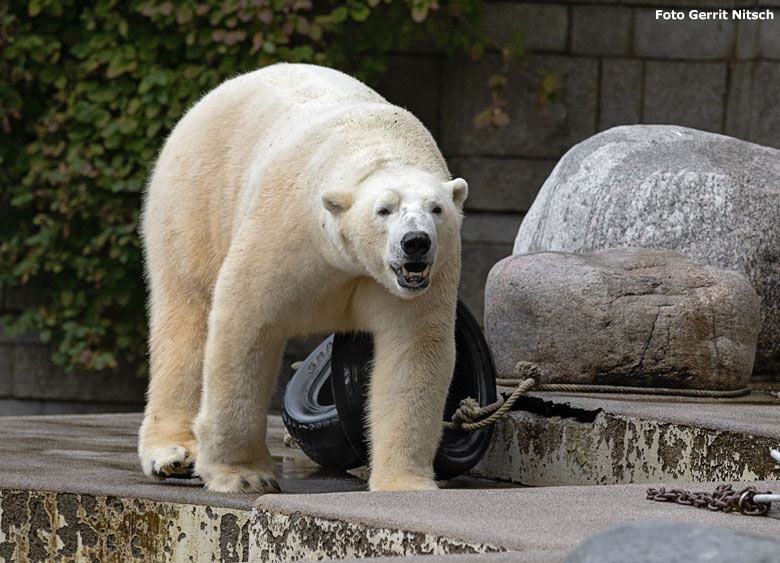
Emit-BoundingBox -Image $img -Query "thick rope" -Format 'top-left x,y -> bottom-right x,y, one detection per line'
444,360 -> 751,432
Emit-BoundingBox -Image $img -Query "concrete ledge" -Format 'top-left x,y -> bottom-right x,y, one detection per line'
251,508 -> 500,561
474,391 -> 780,486
252,482 -> 779,562
0,490 -> 250,562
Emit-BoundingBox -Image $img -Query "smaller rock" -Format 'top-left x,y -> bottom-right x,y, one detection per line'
564,519 -> 780,563
485,248 -> 760,390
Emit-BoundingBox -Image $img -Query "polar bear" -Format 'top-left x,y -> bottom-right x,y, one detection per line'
138,63 -> 468,493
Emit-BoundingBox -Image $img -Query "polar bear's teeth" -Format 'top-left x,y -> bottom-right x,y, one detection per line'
401,264 -> 430,280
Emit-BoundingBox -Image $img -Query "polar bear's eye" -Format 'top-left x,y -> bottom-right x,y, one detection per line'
377,207 -> 391,217
432,205 -> 442,214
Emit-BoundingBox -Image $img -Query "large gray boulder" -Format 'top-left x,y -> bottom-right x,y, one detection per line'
514,125 -> 780,378
565,519 -> 780,563
485,248 -> 760,390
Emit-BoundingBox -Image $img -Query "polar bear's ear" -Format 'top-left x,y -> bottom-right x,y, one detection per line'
445,178 -> 468,209
321,189 -> 353,215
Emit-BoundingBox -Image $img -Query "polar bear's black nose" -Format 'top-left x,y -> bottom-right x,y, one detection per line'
401,231 -> 431,256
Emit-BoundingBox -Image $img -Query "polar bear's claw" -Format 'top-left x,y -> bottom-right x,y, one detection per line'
200,463 -> 281,494
143,443 -> 198,480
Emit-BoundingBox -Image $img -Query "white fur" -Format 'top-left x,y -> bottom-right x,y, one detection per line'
138,63 -> 468,493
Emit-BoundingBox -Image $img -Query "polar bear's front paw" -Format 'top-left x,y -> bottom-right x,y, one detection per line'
369,474 -> 438,492
198,461 -> 281,494
140,443 -> 198,480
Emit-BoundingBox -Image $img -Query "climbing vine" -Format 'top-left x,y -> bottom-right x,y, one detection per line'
0,0 -> 524,373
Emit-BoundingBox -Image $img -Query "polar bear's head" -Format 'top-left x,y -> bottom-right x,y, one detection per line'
321,167 -> 467,298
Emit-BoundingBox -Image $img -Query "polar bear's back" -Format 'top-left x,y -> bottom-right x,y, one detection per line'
238,63 -> 387,109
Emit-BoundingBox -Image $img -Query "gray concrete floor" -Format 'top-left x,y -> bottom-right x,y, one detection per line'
0,413 -> 511,511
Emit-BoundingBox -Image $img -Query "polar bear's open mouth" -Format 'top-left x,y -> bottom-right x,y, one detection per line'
395,262 -> 431,290
399,262 -> 430,289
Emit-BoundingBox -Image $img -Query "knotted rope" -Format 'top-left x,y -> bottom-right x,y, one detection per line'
444,361 -> 751,432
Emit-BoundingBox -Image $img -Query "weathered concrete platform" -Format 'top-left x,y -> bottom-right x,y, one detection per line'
474,389 -> 780,486
1,411 -> 779,561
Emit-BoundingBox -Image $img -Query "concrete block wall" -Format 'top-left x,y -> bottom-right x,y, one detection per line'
3,2 -> 779,412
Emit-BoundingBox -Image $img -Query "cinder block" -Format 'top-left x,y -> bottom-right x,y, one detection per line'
0,346 -> 12,397
643,62 -> 727,133
462,212 -> 524,246
759,13 -> 780,57
375,55 -> 443,140
572,6 -> 632,55
634,9 -> 734,59
736,20 -> 761,58
459,243 -> 513,325
599,59 -> 643,130
749,62 -> 780,149
441,54 -> 598,158
449,157 -> 556,213
481,3 -> 568,52
12,346 -> 146,403
725,62 -> 755,140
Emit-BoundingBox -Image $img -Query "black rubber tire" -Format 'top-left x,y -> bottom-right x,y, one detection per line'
330,299 -> 497,480
281,335 -> 364,470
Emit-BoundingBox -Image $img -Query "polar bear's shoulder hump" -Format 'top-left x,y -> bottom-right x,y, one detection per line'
217,63 -> 386,107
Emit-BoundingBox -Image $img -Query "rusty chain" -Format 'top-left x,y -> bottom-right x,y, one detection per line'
646,484 -> 773,516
